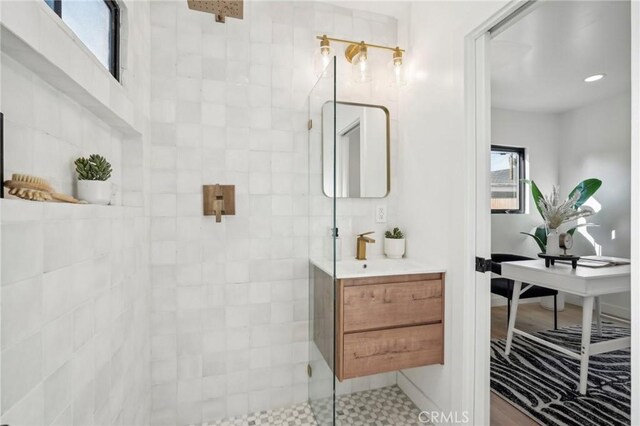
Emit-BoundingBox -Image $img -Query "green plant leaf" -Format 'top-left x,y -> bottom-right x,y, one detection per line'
523,180 -> 544,218
568,178 -> 602,208
385,227 -> 404,239
535,224 -> 547,247
75,154 -> 112,181
520,231 -> 545,252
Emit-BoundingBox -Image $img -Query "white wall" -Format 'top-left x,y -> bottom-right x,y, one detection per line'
559,92 -> 631,318
490,108 -> 560,257
559,93 -> 631,259
0,1 -> 152,424
395,0 -> 508,418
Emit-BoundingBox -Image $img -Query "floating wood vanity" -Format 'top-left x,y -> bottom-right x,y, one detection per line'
311,260 -> 445,381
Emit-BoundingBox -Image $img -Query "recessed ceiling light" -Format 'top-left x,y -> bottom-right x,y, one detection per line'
584,74 -> 606,83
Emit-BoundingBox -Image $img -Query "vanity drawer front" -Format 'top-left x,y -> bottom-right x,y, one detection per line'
342,280 -> 442,332
342,324 -> 443,379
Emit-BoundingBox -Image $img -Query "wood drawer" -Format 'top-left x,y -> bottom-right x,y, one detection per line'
341,323 -> 443,379
342,280 -> 442,332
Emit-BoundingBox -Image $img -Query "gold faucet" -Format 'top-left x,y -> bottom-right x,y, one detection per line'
356,231 -> 375,260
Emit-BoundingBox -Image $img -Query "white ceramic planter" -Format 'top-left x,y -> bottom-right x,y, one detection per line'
546,228 -> 560,255
384,238 -> 405,259
77,180 -> 113,205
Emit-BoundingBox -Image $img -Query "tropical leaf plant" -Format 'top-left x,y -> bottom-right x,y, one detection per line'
520,179 -> 602,251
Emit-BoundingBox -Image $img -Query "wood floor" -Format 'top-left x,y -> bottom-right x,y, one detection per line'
490,303 -> 593,426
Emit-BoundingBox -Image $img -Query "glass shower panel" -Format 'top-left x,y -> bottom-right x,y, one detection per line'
308,57 -> 336,426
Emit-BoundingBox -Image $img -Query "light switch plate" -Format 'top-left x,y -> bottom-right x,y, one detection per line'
375,205 -> 387,223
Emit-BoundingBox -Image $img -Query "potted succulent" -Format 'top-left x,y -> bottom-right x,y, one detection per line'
384,227 -> 405,259
74,154 -> 113,205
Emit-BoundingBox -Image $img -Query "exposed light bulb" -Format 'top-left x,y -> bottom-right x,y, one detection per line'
321,49 -> 332,69
352,43 -> 371,83
359,53 -> 368,73
320,41 -> 332,69
313,35 -> 334,77
389,47 -> 407,87
393,62 -> 403,84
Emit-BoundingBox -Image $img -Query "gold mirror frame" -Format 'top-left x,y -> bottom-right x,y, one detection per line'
321,101 -> 391,199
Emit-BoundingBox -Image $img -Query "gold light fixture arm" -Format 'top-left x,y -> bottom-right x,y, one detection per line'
316,35 -> 405,65
315,35 -> 405,53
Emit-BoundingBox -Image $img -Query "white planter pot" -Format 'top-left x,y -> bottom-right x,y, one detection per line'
384,238 -> 405,259
546,228 -> 561,256
77,180 -> 113,205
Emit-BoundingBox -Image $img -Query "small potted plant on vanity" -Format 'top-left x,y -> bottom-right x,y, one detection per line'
74,154 -> 113,205
384,227 -> 405,259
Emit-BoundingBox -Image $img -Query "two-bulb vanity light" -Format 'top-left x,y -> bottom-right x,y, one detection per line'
314,35 -> 407,87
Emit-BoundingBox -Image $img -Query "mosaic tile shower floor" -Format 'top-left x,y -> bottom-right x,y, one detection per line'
202,385 -> 424,426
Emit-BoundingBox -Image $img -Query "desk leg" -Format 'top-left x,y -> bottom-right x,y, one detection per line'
505,281 -> 522,356
595,296 -> 602,337
580,296 -> 595,394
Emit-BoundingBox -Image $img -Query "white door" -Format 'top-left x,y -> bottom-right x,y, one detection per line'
472,32 -> 492,425
468,2 -> 640,424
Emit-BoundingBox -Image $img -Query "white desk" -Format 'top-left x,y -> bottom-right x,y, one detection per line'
501,259 -> 630,395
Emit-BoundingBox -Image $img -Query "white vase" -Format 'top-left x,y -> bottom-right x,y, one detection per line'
77,180 -> 114,205
546,228 -> 560,256
384,238 -> 405,259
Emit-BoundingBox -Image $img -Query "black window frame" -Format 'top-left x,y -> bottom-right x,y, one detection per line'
491,145 -> 526,214
47,0 -> 120,81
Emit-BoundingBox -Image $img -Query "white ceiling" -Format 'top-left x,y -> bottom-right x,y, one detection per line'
491,1 -> 631,113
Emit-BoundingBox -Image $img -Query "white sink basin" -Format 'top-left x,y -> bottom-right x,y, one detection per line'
310,257 -> 445,279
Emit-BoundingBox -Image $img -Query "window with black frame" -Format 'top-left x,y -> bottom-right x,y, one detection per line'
44,0 -> 120,80
491,145 -> 526,214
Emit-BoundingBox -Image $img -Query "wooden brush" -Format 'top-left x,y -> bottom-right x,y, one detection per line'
4,173 -> 54,192
4,173 -> 81,203
7,187 -> 52,201
50,192 -> 81,203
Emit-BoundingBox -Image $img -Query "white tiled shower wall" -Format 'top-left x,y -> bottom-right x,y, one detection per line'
1,54 -> 124,201
149,1 -> 400,424
0,0 -> 152,424
0,202 -> 150,425
0,0 -> 402,424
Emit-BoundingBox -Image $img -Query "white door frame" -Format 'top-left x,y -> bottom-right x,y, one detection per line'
464,1 -> 640,425
630,2 -> 640,424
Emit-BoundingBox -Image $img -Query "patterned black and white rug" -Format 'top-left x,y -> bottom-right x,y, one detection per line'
491,323 -> 631,426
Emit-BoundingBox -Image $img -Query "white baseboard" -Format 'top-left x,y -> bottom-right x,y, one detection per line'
564,295 -> 631,320
600,302 -> 631,320
397,371 -> 443,425
491,296 -> 541,307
